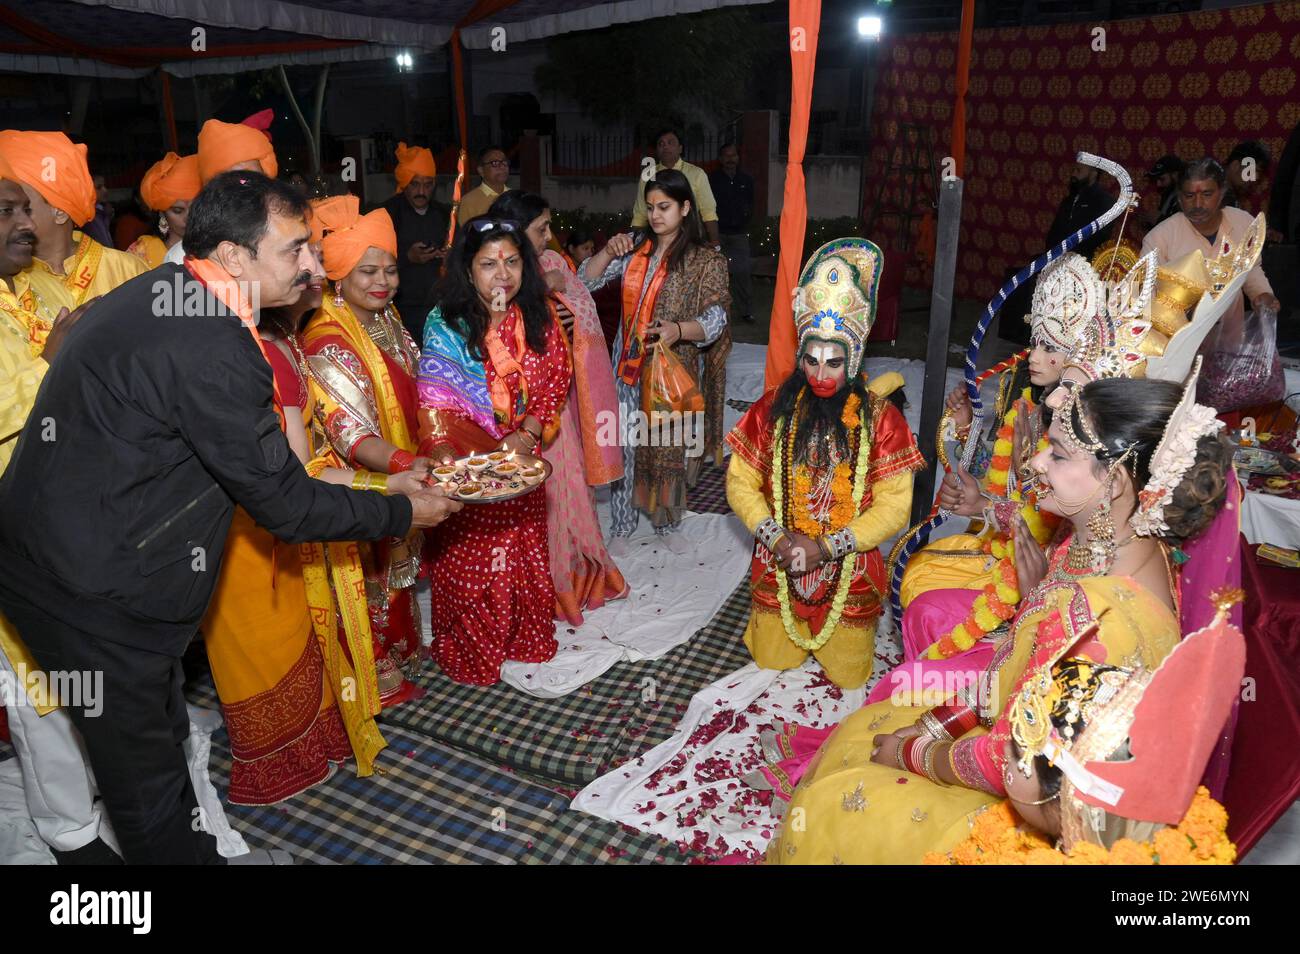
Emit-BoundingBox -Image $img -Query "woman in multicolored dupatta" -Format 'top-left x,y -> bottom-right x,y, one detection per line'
417,218 -> 572,684
299,196 -> 429,707
489,191 -> 627,624
578,169 -> 731,556
763,375 -> 1235,864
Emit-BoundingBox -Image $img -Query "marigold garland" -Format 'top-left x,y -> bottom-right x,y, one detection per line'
771,393 -> 870,653
922,787 -> 1236,865
924,396 -> 1055,660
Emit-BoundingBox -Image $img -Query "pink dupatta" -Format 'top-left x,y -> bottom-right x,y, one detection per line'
1180,473 -> 1244,800
540,248 -> 622,486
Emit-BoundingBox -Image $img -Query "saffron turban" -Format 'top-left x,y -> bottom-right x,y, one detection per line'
0,130 -> 96,226
320,205 -> 398,281
394,142 -> 436,192
197,112 -> 279,184
308,194 -> 359,246
140,153 -> 201,211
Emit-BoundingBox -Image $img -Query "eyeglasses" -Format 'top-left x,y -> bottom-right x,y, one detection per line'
482,159 -> 509,168
467,218 -> 518,233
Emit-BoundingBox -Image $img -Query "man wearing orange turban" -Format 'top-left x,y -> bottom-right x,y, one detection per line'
384,142 -> 447,340
0,130 -> 146,316
129,153 -> 201,268
197,111 -> 279,185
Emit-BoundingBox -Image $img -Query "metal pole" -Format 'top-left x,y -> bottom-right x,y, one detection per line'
911,175 -> 963,526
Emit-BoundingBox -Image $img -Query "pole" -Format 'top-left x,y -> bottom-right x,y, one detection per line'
911,175 -> 963,526
278,66 -> 317,174
310,64 -> 330,178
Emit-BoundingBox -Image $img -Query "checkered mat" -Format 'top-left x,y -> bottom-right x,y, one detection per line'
380,580 -> 755,788
181,672 -> 565,865
523,807 -> 698,865
686,459 -> 731,514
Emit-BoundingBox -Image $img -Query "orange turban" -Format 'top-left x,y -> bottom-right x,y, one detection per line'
197,113 -> 279,184
321,207 -> 398,280
0,130 -> 96,226
308,194 -> 359,246
140,152 -> 201,211
394,142 -> 436,192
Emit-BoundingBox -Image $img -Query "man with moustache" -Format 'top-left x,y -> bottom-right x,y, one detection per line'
0,131 -> 146,321
0,166 -> 121,864
382,142 -> 448,342
0,172 -> 461,864
725,239 -> 924,689
1142,157 -> 1279,343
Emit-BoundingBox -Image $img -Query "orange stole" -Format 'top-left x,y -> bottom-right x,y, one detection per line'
617,240 -> 669,385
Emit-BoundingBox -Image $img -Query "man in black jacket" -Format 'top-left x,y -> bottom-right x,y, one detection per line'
0,172 -> 460,864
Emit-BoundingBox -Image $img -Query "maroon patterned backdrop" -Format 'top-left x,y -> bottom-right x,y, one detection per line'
866,1 -> 1300,301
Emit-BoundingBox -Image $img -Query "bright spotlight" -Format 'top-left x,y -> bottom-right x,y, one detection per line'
857,16 -> 883,39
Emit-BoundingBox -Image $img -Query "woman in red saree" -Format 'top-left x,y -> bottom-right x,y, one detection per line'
418,218 -> 572,684
489,191 -> 627,624
300,198 -> 428,707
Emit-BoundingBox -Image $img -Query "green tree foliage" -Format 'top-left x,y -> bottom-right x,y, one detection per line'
535,9 -> 763,134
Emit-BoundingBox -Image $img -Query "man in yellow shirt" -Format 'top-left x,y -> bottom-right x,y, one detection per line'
725,238 -> 924,689
0,130 -> 146,324
455,144 -> 512,223
631,128 -> 721,245
0,168 -> 118,863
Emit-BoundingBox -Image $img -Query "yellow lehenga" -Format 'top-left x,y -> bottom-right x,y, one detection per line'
898,392 -> 1058,610
769,571 -> 1180,864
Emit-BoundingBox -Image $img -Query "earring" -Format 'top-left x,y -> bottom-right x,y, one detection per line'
1085,474 -> 1118,571
332,283 -> 345,307
158,213 -> 169,237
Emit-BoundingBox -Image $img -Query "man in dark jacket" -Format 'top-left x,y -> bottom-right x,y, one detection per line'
0,172 -> 460,864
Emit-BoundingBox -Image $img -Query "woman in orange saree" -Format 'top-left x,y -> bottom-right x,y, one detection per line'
200,239 -> 432,802
418,218 -> 572,685
300,199 -> 428,707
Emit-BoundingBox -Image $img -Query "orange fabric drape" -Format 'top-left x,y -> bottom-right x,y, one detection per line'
446,0 -> 520,245
951,0 -> 975,178
764,0 -> 822,391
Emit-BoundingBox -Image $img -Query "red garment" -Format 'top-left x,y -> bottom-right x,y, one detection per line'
113,211 -> 150,252
426,312 -> 572,685
1225,543 -> 1300,857
264,340 -> 307,408
725,387 -> 926,633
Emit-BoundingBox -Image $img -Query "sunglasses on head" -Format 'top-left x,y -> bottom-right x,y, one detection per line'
468,218 -> 518,234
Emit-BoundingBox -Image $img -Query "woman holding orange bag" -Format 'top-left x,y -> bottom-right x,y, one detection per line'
580,169 -> 731,555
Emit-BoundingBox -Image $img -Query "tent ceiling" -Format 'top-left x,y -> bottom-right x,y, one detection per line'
0,0 -> 772,77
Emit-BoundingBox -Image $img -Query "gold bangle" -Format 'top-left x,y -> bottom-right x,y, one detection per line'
367,473 -> 390,494
920,711 -> 953,742
351,470 -> 372,491
924,742 -> 949,786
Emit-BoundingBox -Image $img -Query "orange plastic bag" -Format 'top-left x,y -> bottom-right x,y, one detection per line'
642,341 -> 704,422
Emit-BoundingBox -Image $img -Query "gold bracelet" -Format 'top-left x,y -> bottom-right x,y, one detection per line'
924,742 -> 949,786
920,711 -> 953,742
367,473 -> 390,494
351,470 -> 372,491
